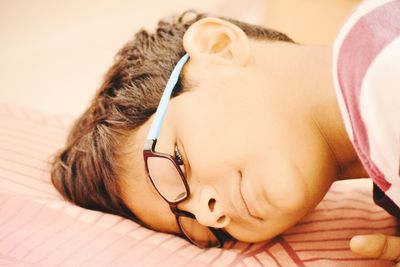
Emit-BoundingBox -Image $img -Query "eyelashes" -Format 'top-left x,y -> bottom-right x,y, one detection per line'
174,145 -> 184,166
174,144 -> 187,176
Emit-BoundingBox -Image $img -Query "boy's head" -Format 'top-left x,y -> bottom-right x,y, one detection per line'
52,11 -> 338,246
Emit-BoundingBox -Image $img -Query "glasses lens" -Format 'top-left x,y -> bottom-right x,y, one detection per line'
147,156 -> 187,202
178,216 -> 221,248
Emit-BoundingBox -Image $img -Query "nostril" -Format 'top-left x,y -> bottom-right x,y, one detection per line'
217,215 -> 227,224
208,198 -> 216,212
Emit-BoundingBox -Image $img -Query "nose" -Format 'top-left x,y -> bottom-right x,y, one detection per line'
179,184 -> 231,228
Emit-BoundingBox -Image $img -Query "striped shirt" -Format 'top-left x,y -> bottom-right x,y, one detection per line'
333,0 -> 400,217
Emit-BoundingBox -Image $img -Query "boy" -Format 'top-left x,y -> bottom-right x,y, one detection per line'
51,0 -> 400,263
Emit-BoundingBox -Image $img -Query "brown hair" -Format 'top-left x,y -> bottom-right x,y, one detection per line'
51,11 -> 293,223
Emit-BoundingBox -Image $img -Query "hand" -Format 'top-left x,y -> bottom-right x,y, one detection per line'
350,233 -> 400,265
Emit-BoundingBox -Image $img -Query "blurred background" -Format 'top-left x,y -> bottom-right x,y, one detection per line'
0,0 -> 361,117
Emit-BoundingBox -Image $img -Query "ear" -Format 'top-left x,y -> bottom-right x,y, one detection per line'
183,17 -> 250,66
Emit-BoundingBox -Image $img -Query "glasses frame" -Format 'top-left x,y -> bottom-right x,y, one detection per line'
143,54 -> 226,248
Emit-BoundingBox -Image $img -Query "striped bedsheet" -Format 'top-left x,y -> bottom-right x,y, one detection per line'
0,103 -> 397,266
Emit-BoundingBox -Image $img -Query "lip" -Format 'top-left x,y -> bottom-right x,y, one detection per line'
232,173 -> 263,222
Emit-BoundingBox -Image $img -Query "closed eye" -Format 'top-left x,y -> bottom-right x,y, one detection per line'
174,143 -> 188,178
174,145 -> 184,166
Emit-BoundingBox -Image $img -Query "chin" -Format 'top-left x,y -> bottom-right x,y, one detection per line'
226,223 -> 280,243
227,211 -> 309,244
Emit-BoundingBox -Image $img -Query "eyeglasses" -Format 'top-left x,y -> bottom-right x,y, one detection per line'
143,54 -> 227,248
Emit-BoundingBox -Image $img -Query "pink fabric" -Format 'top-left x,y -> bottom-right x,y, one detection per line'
336,0 -> 400,192
0,103 -> 398,266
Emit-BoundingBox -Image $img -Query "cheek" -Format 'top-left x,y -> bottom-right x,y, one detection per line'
261,154 -> 310,213
243,152 -> 311,220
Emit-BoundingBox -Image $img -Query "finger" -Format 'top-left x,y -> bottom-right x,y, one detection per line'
350,234 -> 400,262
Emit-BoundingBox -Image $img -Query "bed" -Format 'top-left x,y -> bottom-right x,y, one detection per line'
0,103 -> 397,266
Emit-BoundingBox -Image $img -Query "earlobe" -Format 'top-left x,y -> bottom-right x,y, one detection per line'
183,17 -> 250,66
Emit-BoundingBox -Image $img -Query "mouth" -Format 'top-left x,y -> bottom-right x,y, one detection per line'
234,172 -> 264,222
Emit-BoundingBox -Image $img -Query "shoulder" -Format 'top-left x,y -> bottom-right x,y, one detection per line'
333,0 -> 400,59
332,0 -> 400,141
333,0 -> 400,81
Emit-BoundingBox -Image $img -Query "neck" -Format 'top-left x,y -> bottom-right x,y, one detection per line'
255,41 -> 368,181
293,44 -> 367,180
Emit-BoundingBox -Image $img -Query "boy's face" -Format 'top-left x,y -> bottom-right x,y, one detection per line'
120,18 -> 336,244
